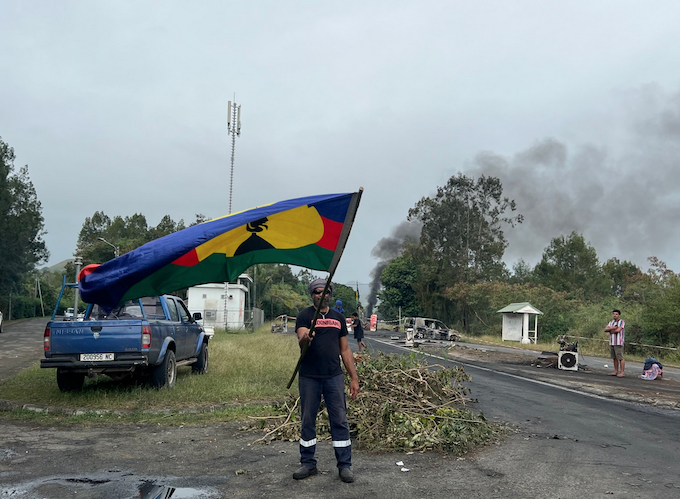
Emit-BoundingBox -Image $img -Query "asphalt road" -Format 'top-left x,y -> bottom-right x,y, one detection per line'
369,338 -> 680,495
0,317 -> 48,383
1,321 -> 679,498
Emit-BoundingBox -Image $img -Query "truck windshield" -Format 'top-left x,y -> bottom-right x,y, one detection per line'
89,297 -> 164,320
91,301 -> 145,320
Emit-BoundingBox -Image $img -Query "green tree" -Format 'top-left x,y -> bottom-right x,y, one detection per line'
36,267 -> 68,317
253,264 -> 301,310
149,215 -> 186,240
444,281 -> 579,337
106,214 -> 149,255
533,231 -> 609,301
190,213 -> 209,227
509,258 -> 534,284
376,254 -> 423,320
401,242 -> 450,320
294,268 -> 318,295
645,256 -> 676,287
0,137 -> 49,315
635,271 -> 680,347
602,257 -> 641,298
76,211 -> 185,264
264,282 -> 309,319
406,173 -> 521,328
332,283 -> 359,315
76,211 -> 113,263
408,173 -> 522,284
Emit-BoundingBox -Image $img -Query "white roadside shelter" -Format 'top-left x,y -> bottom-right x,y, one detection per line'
497,302 -> 543,344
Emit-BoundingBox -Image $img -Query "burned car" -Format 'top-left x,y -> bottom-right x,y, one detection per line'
404,317 -> 459,341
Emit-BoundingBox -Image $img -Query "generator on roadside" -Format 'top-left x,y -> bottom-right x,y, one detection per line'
557,336 -> 579,371
558,351 -> 578,371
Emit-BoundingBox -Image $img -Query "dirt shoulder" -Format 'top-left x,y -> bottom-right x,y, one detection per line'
420,341 -> 680,410
0,415 -> 633,499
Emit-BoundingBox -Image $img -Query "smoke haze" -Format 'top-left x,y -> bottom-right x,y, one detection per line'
366,220 -> 422,315
368,84 -> 680,312
473,84 -> 680,270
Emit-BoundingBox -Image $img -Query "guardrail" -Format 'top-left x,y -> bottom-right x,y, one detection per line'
562,334 -> 678,351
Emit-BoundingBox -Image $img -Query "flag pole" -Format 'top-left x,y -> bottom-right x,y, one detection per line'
286,188 -> 363,389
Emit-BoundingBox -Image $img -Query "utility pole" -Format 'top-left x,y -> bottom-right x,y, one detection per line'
355,280 -> 360,313
224,97 -> 242,330
253,265 -> 257,309
34,276 -> 45,317
74,256 -> 82,318
37,277 -> 45,317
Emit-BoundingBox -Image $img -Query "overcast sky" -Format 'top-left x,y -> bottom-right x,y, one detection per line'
2,1 -> 680,297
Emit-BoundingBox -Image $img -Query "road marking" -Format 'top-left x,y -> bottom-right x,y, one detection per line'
369,338 -> 630,405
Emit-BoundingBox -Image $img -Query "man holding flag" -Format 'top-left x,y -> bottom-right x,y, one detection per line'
294,278 -> 359,483
75,190 -> 364,481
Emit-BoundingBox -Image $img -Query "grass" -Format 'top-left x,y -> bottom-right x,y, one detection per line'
0,324 -> 301,425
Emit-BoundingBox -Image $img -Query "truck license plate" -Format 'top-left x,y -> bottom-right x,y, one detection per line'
80,353 -> 114,362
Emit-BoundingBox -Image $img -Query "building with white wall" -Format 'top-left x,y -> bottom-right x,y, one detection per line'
187,274 -> 253,330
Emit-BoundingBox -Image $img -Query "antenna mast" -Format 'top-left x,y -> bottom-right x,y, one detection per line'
225,96 -> 242,329
227,96 -> 242,215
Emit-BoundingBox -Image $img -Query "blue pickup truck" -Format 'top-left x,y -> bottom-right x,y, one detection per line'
41,295 -> 210,391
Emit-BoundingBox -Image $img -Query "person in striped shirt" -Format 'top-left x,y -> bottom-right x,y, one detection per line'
605,309 -> 625,377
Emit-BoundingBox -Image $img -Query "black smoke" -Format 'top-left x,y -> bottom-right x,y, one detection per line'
467,85 -> 680,270
366,220 -> 422,316
367,84 -> 680,315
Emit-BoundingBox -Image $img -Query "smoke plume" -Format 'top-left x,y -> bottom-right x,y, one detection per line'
366,220 -> 422,316
368,84 -> 680,313
468,85 -> 680,270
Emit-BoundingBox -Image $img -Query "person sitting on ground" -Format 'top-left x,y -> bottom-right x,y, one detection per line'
640,357 -> 664,380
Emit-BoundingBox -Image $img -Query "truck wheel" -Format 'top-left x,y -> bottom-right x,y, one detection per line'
192,342 -> 209,374
152,350 -> 176,389
56,369 -> 85,392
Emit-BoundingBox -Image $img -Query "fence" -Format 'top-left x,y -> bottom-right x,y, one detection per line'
195,307 -> 264,332
561,334 -> 679,362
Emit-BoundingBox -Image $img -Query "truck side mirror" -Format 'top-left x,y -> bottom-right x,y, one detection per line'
193,312 -> 202,322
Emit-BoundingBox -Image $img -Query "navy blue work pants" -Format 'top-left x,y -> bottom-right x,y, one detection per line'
298,373 -> 351,469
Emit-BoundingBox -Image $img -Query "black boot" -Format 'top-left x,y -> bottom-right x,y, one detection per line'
339,467 -> 354,483
293,465 -> 318,480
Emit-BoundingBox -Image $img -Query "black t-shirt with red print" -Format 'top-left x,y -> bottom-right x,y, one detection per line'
296,306 -> 348,378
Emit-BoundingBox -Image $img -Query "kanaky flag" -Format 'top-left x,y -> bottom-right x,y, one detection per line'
79,191 -> 362,308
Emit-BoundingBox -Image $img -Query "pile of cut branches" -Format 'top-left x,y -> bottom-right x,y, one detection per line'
248,351 -> 499,454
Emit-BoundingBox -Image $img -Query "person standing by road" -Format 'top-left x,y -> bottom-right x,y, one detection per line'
605,309 -> 625,377
294,278 -> 360,483
351,312 -> 366,353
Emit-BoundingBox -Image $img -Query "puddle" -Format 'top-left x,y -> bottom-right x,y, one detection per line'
0,449 -> 19,461
0,471 -> 220,498
139,481 -> 216,499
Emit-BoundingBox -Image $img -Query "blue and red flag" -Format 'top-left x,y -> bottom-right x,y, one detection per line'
79,191 -> 362,308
